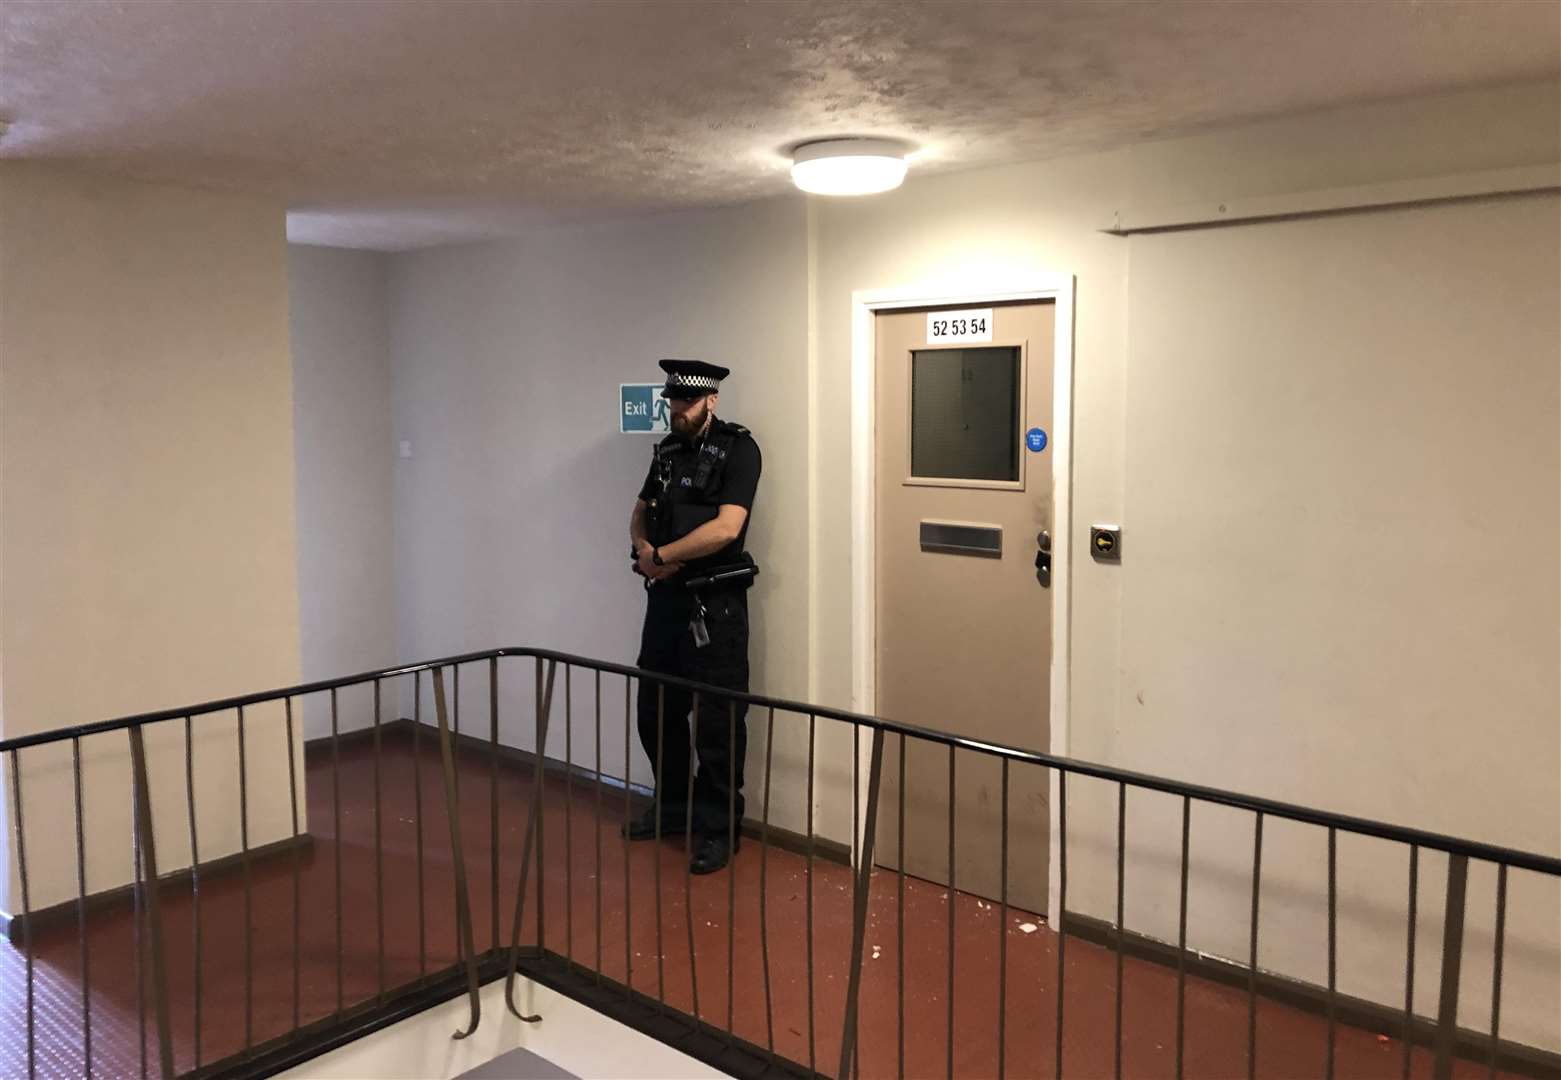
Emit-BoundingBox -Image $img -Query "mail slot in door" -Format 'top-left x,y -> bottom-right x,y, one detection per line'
919,520 -> 1002,558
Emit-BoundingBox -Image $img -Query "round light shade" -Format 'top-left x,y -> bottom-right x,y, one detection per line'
791,138 -> 908,196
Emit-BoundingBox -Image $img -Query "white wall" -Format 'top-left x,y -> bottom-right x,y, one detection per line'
0,165 -> 305,912
811,81 -> 1560,1046
386,197 -> 814,830
289,245 -> 397,738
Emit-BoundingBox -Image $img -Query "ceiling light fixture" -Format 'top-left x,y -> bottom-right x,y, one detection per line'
790,138 -> 909,196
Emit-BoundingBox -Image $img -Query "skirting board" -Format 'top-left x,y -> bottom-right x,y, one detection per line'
1,833 -> 314,946
1060,911 -> 1561,1080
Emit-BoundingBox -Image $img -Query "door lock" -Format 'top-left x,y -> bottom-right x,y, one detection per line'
1091,525 -> 1122,561
1035,530 -> 1051,588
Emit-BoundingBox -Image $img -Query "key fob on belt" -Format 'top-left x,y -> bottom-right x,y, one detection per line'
690,599 -> 710,648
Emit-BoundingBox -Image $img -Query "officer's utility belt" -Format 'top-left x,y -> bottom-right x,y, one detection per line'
685,556 -> 758,648
682,555 -> 759,593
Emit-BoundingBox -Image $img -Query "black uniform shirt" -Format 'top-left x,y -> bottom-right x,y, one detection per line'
638,423 -> 761,579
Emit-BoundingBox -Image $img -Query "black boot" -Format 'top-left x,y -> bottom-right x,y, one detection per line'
622,804 -> 687,841
690,832 -> 741,875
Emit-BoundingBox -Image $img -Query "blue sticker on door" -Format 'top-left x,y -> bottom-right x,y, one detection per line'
1025,427 -> 1048,453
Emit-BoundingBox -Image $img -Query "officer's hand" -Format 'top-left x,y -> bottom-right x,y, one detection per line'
635,545 -> 659,578
649,560 -> 683,581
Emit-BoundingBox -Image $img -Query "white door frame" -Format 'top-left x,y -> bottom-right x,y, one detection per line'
850,277 -> 1076,918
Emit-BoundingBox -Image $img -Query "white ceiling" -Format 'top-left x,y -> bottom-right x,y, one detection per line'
2,0 -> 1556,250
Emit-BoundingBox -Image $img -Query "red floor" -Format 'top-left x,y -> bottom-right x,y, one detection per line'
0,727 -> 1516,1079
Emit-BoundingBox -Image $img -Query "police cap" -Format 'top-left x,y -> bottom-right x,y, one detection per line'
659,358 -> 730,400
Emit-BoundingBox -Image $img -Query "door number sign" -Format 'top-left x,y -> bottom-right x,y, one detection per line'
927,308 -> 994,344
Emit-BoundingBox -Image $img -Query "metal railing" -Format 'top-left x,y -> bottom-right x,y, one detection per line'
1,647 -> 1557,1079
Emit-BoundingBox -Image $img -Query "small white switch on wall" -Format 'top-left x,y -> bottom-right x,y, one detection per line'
398,440 -> 413,459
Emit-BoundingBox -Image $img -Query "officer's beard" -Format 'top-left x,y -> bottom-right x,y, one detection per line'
671,398 -> 712,439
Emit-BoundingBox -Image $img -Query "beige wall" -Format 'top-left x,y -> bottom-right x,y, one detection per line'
0,165 -> 304,913
289,244 -> 397,739
811,81 -> 1560,1047
375,80 -> 1558,1046
1112,197 -> 1558,1032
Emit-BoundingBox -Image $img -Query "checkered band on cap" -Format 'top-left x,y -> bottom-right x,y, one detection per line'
669,373 -> 721,391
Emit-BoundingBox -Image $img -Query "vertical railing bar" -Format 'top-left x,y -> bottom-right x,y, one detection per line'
500,659 -> 552,1024
684,692 -> 701,1022
838,726 -> 887,1080
1114,781 -> 1126,1080
997,758 -> 1010,1080
330,688 -> 344,1014
624,676 -> 634,1002
1055,769 -> 1068,1080
434,666 -> 483,1038
655,682 -> 666,1013
414,671 -> 427,978
1176,794 -> 1191,1080
284,698 -> 302,1032
898,733 -> 907,1080
565,666 -> 575,968
759,706 -> 777,1062
453,663 -> 462,965
1326,826 -> 1337,1080
542,660 -> 557,965
238,706 -> 253,1055
946,742 -> 956,1080
726,698 -> 738,1048
595,670 -> 605,986
1432,853 -> 1469,1080
133,751 -> 146,1080
852,721 -> 862,1080
1247,811 -> 1264,1080
11,750 -> 35,1080
129,726 -> 174,1080
1402,844 -> 1419,1080
1488,863 -> 1507,1080
806,711 -> 817,1078
491,658 -> 501,954
279,696 -> 299,1042
184,717 -> 201,1071
73,737 -> 93,1078
374,679 -> 385,1002
505,658 -> 555,986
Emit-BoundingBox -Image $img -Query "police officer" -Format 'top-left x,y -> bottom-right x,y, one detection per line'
626,359 -> 761,874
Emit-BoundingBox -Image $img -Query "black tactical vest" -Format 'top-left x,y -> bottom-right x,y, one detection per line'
644,419 -> 752,560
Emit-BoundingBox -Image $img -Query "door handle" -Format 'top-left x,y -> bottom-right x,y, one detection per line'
1034,547 -> 1051,588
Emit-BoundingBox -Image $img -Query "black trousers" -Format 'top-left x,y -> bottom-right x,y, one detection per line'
635,584 -> 749,836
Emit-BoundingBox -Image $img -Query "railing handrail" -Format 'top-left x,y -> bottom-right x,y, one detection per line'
4,644 -> 1558,876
